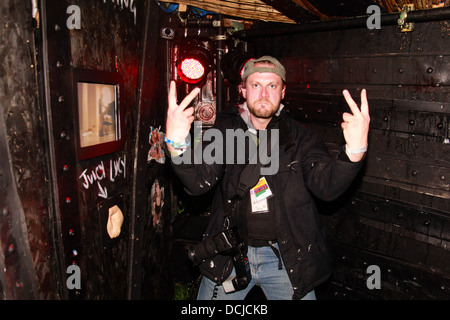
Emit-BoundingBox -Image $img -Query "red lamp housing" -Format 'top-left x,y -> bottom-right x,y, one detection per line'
176,39 -> 213,85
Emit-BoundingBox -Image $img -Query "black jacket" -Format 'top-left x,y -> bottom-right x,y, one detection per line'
169,107 -> 364,299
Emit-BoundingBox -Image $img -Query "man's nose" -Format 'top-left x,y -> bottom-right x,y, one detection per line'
260,86 -> 269,98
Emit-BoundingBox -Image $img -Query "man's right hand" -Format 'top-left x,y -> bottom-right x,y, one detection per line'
165,81 -> 200,150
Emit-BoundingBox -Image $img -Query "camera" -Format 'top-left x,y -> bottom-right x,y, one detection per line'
187,227 -> 251,293
187,227 -> 244,264
222,252 -> 251,293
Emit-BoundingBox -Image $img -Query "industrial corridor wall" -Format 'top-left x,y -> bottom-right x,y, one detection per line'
0,0 -> 174,299
251,19 -> 450,299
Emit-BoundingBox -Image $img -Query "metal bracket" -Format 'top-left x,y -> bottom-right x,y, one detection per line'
398,4 -> 415,32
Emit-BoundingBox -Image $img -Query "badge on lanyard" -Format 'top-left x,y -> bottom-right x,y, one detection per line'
250,177 -> 273,213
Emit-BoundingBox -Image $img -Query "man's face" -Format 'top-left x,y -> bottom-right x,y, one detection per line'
241,63 -> 286,122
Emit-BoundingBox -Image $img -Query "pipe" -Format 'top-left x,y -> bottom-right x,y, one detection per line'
236,6 -> 450,38
215,14 -> 224,113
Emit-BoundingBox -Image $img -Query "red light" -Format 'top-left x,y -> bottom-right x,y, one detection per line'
176,39 -> 212,85
180,58 -> 205,81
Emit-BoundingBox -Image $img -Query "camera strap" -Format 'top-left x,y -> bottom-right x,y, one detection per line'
224,162 -> 262,221
222,123 -> 277,230
222,127 -> 285,271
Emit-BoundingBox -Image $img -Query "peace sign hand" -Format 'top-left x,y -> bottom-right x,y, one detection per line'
341,89 -> 371,162
165,81 -> 200,149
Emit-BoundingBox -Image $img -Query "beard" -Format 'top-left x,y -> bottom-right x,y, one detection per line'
247,99 -> 280,119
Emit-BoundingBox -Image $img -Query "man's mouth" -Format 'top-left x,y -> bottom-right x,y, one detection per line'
256,100 -> 271,108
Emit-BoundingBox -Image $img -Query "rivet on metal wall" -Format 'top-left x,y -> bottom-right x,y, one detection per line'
409,119 -> 415,126
2,206 -> 9,217
56,61 -> 63,68
426,67 -> 433,74
55,24 -> 60,31
58,96 -> 65,103
60,131 -> 70,140
398,68 -> 403,73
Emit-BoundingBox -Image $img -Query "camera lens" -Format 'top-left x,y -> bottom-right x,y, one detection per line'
187,236 -> 218,264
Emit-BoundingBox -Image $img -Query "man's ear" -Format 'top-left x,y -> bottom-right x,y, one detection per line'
281,84 -> 286,99
240,83 -> 247,98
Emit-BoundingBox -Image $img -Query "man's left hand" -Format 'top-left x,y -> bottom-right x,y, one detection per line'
341,89 -> 370,162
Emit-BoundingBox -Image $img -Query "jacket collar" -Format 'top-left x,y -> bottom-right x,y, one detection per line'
238,102 -> 284,135
238,103 -> 295,153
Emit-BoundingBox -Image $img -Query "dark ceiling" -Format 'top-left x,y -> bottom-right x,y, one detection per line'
159,0 -> 449,24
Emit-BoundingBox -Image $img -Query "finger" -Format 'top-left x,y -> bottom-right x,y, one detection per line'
341,121 -> 347,132
342,112 -> 354,123
360,89 -> 369,116
179,87 -> 201,110
187,115 -> 195,124
182,106 -> 195,117
168,81 -> 178,109
342,89 -> 361,116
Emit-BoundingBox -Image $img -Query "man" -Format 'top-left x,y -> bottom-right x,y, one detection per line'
165,56 -> 370,300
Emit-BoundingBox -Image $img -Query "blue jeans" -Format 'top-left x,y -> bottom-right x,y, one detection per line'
197,244 -> 316,300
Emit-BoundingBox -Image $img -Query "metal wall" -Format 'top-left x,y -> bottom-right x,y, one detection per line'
1,0 -> 174,299
0,0 -> 57,299
251,19 -> 450,299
